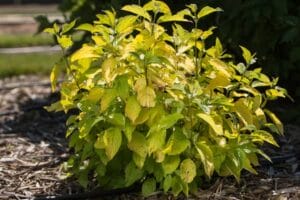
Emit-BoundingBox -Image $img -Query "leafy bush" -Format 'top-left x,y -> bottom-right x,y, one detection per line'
46,0 -> 288,196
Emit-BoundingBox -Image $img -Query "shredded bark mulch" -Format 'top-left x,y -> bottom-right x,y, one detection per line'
0,75 -> 299,200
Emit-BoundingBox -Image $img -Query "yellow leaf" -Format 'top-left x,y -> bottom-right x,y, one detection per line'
197,113 -> 223,135
179,159 -> 196,183
197,6 -> 223,19
209,58 -> 232,77
102,57 -> 117,83
234,98 -> 253,126
71,45 -> 99,62
137,86 -> 156,107
125,96 -> 141,122
264,109 -> 284,135
103,128 -> 122,160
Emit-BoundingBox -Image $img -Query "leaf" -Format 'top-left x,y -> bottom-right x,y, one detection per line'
157,14 -> 189,23
125,161 -> 144,186
240,46 -> 252,65
125,96 -> 141,122
102,57 -> 117,83
122,5 -> 151,21
116,15 -> 137,34
163,130 -> 189,155
163,175 -> 173,192
133,152 -> 146,168
142,178 -> 156,197
94,134 -> 105,149
179,159 -> 196,183
100,89 -> 117,112
234,98 -> 253,126
196,141 -> 214,177
103,128 -> 122,160
251,130 -> 279,147
197,113 -> 223,135
162,155 -> 180,174
107,113 -> 125,127
197,6 -> 223,19
62,19 -> 77,34
143,0 -> 171,14
137,86 -> 156,107
147,129 -> 166,154
209,58 -> 231,77
71,46 -> 99,62
50,64 -> 60,91
57,35 -> 73,49
157,113 -> 183,130
128,132 -> 148,158
86,87 -> 104,103
76,23 -> 94,32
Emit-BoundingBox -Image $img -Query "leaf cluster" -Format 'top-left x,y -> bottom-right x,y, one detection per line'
46,0 -> 288,196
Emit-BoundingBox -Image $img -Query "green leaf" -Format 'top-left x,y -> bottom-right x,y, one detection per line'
197,6 -> 223,19
162,155 -> 180,174
100,89 -> 117,112
163,130 -> 189,155
103,128 -> 122,160
122,5 -> 151,21
171,176 -> 183,196
137,86 -> 156,107
125,161 -> 144,186
124,122 -> 135,142
125,96 -> 141,122
197,113 -> 223,135
142,178 -> 156,197
251,130 -> 279,147
133,152 -> 146,168
179,159 -> 196,183
163,175 -> 173,192
264,109 -> 284,135
128,132 -> 148,158
107,113 -> 125,127
240,46 -> 253,65
94,134 -> 105,149
157,113 -> 183,130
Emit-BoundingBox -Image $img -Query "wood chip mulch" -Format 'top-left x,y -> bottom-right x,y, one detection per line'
0,75 -> 299,200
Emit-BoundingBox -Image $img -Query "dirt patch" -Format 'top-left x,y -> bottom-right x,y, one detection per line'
0,75 -> 299,200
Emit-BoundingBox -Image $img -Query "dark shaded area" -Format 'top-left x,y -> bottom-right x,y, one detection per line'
0,0 -> 62,4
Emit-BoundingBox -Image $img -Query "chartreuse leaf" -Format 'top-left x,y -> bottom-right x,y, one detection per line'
107,113 -> 125,127
251,130 -> 279,147
163,175 -> 173,192
142,178 -> 156,196
137,86 -> 156,107
163,130 -> 189,155
57,35 -> 73,49
128,132 -> 148,158
147,129 -> 166,154
122,5 -> 151,21
197,113 -> 223,135
103,128 -> 122,160
157,113 -> 183,130
76,23 -> 94,32
125,96 -> 141,122
179,159 -> 196,183
71,45 -> 99,62
264,109 -> 284,135
101,89 -> 117,112
196,140 -> 214,177
86,87 -> 104,103
133,153 -> 146,168
116,15 -> 137,34
125,161 -> 144,186
234,98 -> 253,126
143,0 -> 171,14
102,57 -> 117,83
50,63 -> 60,91
197,6 -> 223,19
162,155 -> 180,174
62,19 -> 77,34
240,46 -> 253,65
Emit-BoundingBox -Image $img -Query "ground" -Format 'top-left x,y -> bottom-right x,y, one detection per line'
0,75 -> 299,200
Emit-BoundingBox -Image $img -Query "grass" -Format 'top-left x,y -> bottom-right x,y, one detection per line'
0,52 -> 62,78
0,34 -> 55,48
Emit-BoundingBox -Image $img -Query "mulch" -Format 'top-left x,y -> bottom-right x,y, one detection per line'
0,75 -> 299,200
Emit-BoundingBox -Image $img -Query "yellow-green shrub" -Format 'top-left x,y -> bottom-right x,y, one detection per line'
46,0 -> 288,196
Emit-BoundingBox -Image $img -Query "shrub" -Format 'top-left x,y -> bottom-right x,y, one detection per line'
46,0 -> 288,196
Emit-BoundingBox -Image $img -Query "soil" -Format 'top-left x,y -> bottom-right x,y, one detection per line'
0,75 -> 300,200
